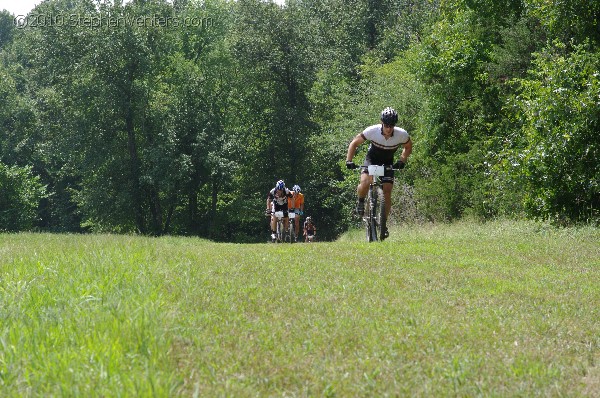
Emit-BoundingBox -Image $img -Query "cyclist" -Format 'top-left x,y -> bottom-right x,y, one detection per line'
345,107 -> 412,240
266,180 -> 293,241
288,185 -> 304,240
303,216 -> 316,242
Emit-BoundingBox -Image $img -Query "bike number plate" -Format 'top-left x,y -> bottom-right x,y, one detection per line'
289,212 -> 296,219
368,165 -> 385,177
274,211 -> 284,218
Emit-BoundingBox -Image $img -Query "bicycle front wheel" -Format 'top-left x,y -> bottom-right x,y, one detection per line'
276,220 -> 284,243
365,187 -> 379,242
376,187 -> 386,240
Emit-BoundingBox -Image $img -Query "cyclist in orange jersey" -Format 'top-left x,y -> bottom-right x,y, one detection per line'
288,185 -> 304,240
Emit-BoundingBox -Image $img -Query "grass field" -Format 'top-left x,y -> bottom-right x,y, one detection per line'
1,220 -> 599,397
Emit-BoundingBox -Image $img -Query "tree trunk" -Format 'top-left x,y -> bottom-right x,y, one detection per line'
125,76 -> 145,233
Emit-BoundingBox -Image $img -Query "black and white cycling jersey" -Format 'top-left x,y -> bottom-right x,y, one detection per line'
267,188 -> 292,206
360,124 -> 410,164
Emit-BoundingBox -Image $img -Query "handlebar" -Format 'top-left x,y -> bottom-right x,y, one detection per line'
265,210 -> 286,219
359,164 -> 399,177
265,209 -> 302,214
359,165 -> 399,171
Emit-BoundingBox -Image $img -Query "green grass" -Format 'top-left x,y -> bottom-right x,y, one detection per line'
1,220 -> 599,396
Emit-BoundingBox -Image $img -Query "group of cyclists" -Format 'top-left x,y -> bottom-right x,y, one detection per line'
265,106 -> 412,242
266,181 -> 316,243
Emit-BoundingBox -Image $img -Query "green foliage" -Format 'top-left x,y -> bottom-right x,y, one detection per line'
415,8 -> 490,155
376,0 -> 441,60
0,163 -> 46,231
0,9 -> 15,49
402,7 -> 498,221
525,0 -> 600,45
6,0 -> 243,236
484,15 -> 545,85
289,0 -> 371,72
500,40 -> 600,222
414,149 -> 485,221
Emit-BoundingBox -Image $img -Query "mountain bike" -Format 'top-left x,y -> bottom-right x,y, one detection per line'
359,165 -> 396,242
284,211 -> 297,243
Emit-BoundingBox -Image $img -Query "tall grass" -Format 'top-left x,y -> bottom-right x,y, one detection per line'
1,220 -> 598,396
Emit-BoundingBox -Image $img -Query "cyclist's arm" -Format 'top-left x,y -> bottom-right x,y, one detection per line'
399,138 -> 413,163
266,197 -> 272,212
346,133 -> 366,162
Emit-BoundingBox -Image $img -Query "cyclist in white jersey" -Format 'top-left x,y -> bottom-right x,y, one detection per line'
345,107 -> 413,239
266,180 -> 293,241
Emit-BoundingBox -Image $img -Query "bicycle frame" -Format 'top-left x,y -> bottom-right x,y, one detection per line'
360,165 -> 392,242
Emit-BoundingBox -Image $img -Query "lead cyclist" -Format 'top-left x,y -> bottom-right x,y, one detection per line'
345,107 -> 413,240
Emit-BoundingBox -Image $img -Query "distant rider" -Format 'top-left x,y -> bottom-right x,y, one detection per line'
345,107 -> 412,240
303,216 -> 316,242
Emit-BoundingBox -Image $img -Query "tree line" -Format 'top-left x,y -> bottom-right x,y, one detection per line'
1,0 -> 598,241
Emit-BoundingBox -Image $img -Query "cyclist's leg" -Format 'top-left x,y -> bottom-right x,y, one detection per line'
356,172 -> 372,216
358,157 -> 377,199
357,171 -> 371,199
283,208 -> 289,232
382,182 -> 393,219
294,212 -> 300,236
381,166 -> 395,219
380,168 -> 394,238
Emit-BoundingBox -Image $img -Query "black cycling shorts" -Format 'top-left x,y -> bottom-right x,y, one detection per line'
272,202 -> 289,217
